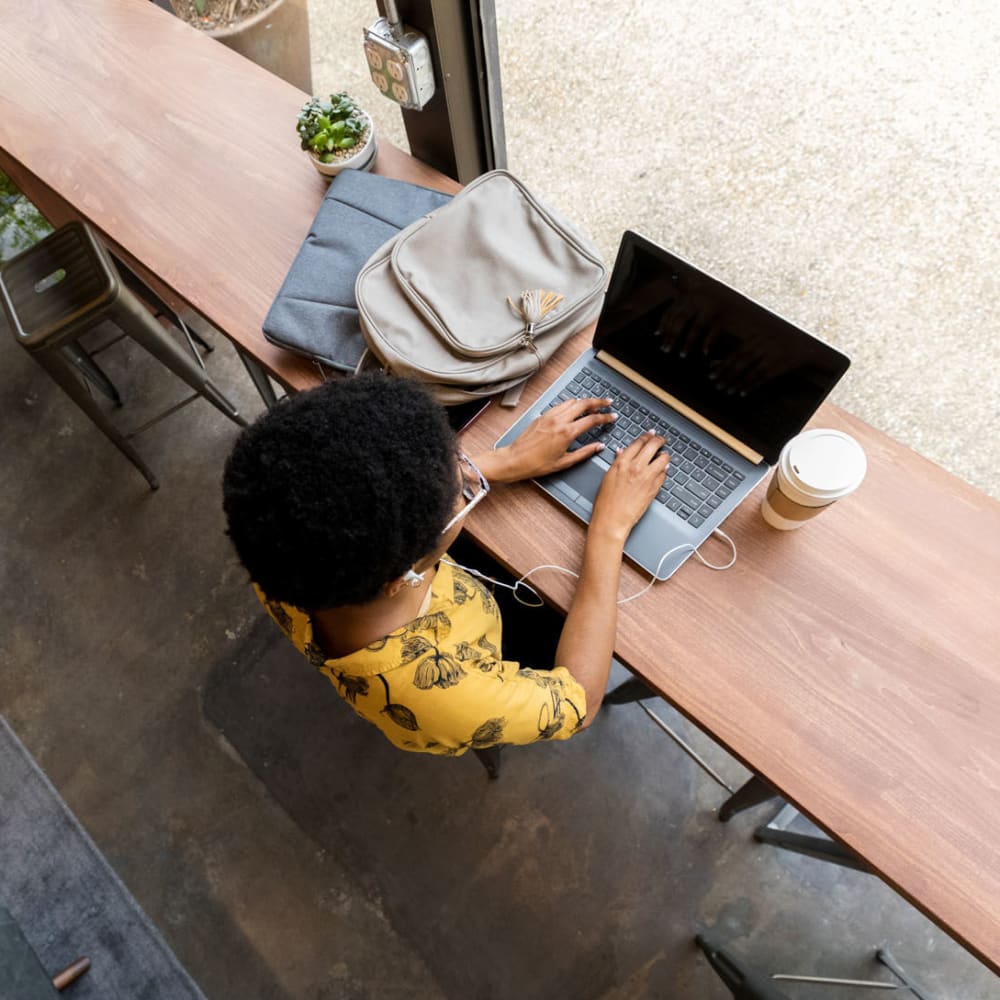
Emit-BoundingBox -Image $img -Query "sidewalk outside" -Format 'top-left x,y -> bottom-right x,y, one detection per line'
311,0 -> 1000,500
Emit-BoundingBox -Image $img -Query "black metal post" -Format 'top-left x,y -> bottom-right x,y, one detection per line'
718,773 -> 782,822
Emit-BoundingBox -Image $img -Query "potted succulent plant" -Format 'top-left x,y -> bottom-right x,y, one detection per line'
296,92 -> 377,178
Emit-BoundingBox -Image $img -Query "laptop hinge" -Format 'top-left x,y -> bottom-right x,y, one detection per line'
596,350 -> 765,465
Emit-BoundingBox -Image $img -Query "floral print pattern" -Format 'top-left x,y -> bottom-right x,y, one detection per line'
252,559 -> 586,754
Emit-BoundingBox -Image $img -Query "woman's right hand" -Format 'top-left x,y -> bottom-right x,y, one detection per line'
589,431 -> 670,545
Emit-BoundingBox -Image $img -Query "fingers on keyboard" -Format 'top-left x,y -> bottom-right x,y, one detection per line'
555,370 -> 741,526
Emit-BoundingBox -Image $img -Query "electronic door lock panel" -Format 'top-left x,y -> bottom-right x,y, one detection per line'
363,15 -> 435,111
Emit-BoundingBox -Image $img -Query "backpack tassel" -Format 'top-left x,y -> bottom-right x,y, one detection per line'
507,289 -> 564,339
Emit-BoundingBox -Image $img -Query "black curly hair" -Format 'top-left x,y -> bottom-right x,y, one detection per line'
222,374 -> 458,610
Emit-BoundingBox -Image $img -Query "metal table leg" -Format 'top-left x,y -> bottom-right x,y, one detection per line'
602,676 -> 655,705
238,348 -> 279,409
719,773 -> 782,822
754,802 -> 870,872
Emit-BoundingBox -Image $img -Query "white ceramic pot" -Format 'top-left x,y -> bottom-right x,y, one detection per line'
307,112 -> 377,178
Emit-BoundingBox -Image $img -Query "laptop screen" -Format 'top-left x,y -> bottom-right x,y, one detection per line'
593,232 -> 850,465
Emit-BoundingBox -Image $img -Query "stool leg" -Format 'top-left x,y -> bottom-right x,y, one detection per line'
29,347 -> 159,489
58,342 -> 122,406
108,251 -> 213,358
187,326 -> 213,354
109,295 -> 247,428
694,934 -> 791,1000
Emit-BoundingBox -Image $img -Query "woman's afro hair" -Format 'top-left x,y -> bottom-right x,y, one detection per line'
222,374 -> 458,610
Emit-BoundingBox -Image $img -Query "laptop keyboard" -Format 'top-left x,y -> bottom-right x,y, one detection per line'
545,366 -> 745,529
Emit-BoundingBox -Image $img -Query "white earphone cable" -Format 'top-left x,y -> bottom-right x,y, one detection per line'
443,527 -> 737,609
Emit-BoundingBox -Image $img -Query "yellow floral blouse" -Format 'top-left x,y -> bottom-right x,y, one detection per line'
254,556 -> 587,754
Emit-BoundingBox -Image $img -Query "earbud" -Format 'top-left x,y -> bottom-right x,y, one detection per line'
403,568 -> 425,588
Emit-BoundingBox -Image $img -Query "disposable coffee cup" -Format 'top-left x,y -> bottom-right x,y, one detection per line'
761,429 -> 867,530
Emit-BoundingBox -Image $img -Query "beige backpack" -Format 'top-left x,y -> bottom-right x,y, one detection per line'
354,170 -> 607,405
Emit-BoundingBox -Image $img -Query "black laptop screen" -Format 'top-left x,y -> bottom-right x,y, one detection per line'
592,232 -> 850,465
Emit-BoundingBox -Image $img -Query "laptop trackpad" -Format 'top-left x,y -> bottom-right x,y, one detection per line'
546,454 -> 610,507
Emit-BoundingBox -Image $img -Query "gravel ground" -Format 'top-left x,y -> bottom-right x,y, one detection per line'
318,1 -> 999,497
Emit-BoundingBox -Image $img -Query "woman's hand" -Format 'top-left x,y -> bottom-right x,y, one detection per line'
471,397 -> 617,483
589,431 -> 670,545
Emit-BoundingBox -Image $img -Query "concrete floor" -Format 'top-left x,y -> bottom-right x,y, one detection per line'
1,327 -> 997,1000
2,2 -> 1000,999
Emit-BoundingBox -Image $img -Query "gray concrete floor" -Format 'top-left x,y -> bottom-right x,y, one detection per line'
2,3 -> 1000,999
1,329 -> 997,1000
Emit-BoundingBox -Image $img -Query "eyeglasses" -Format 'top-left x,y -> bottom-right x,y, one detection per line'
440,452 -> 490,535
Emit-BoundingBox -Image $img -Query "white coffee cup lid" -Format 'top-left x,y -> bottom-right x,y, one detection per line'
781,429 -> 867,501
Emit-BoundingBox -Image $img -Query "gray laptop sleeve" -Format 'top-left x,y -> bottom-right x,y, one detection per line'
262,169 -> 452,372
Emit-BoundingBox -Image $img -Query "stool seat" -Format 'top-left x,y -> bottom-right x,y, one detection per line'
0,222 -> 246,489
1,223 -> 118,347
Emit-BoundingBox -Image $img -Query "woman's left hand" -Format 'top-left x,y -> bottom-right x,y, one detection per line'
470,397 -> 617,483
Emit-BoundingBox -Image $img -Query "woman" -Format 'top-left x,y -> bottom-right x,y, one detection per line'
222,374 -> 667,755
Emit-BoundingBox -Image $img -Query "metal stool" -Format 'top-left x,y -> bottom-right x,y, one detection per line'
695,933 -> 935,999
0,221 -> 246,489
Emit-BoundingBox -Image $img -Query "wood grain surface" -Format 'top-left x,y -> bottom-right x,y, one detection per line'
461,328 -> 1000,975
0,0 -> 457,390
2,0 -> 999,977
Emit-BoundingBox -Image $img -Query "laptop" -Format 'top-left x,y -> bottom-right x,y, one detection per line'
495,230 -> 851,579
